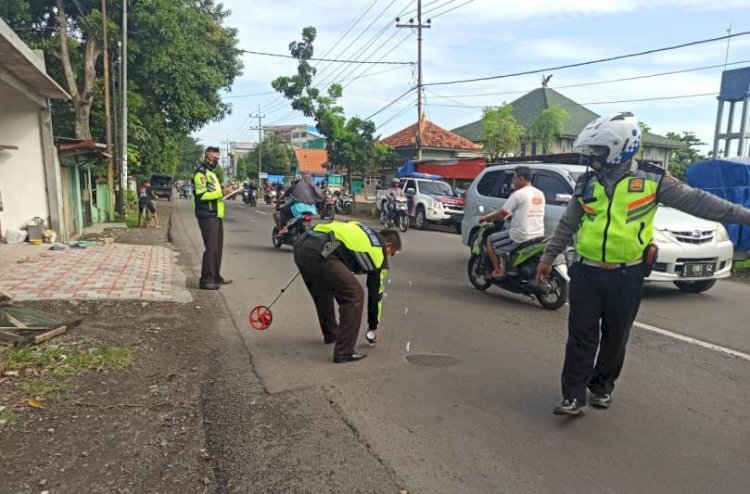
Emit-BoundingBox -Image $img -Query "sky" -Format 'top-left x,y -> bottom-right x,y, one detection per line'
194,0 -> 750,154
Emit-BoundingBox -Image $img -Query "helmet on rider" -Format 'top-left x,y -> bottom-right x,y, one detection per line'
391,178 -> 400,186
573,112 -> 641,170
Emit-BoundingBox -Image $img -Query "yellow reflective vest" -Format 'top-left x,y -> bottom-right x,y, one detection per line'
193,166 -> 225,219
576,168 -> 663,263
314,221 -> 389,329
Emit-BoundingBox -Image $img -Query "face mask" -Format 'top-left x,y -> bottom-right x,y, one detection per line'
205,159 -> 218,170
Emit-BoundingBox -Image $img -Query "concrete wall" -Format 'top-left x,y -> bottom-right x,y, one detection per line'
0,81 -> 50,239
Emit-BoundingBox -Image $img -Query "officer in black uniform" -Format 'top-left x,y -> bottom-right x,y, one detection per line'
193,147 -> 232,290
538,112 -> 750,416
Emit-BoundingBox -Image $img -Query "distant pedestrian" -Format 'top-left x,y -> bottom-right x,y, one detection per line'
193,146 -> 232,290
138,180 -> 159,228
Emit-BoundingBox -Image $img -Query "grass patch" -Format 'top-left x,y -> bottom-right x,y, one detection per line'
0,410 -> 15,428
1,343 -> 134,377
20,379 -> 72,397
125,211 -> 140,228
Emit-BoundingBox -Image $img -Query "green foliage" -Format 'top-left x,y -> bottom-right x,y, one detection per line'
272,27 -> 381,188
235,155 -> 258,182
244,135 -> 294,176
528,104 -> 570,153
176,136 -> 205,179
637,121 -> 653,159
665,131 -> 706,180
2,0 -> 242,173
2,342 -> 134,377
481,104 -> 526,159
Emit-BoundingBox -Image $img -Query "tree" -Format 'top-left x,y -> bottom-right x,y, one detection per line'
527,104 -> 570,154
666,131 -> 706,180
481,104 -> 525,159
637,121 -> 652,160
175,136 -> 205,179
1,0 -> 242,171
235,154 -> 258,182
272,27 -> 381,195
245,135 -> 294,176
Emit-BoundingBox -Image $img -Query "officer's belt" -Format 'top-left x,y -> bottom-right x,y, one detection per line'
305,230 -> 342,259
576,256 -> 642,270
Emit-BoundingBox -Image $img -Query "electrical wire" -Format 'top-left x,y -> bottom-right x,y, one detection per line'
424,58 -> 750,100
425,30 -> 750,87
377,97 -> 418,129
425,92 -> 718,109
428,0 -> 475,19
366,87 -> 418,120
238,50 -> 412,65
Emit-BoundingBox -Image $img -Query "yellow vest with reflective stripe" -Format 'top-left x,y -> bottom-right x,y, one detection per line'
576,170 -> 661,263
313,221 -> 385,271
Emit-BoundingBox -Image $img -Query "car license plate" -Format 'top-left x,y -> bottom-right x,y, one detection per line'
683,262 -> 715,277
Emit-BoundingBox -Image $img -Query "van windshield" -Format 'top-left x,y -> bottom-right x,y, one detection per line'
151,176 -> 172,187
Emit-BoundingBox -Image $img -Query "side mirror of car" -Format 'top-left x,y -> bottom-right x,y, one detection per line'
555,193 -> 573,204
406,188 -> 416,194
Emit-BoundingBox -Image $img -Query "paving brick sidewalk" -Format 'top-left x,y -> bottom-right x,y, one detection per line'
0,243 -> 187,301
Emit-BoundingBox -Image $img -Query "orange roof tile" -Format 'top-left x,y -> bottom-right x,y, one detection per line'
380,119 -> 478,151
294,148 -> 329,174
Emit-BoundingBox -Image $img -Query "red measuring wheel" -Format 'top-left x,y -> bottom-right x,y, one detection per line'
249,305 -> 273,330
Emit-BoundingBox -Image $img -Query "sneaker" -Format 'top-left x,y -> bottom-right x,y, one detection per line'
553,398 -> 585,416
589,393 -> 612,409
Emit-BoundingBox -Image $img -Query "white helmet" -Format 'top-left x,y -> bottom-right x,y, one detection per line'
573,112 -> 641,167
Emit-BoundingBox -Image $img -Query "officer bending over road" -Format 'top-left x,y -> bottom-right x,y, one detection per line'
537,112 -> 750,416
294,221 -> 401,364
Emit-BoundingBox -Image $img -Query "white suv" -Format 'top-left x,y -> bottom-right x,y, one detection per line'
461,162 -> 734,293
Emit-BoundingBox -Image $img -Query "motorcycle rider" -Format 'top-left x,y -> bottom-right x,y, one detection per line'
537,112 -> 750,416
479,166 -> 545,279
386,178 -> 406,218
275,174 -> 324,235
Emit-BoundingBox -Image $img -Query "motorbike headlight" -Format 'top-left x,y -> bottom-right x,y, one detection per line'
715,222 -> 729,242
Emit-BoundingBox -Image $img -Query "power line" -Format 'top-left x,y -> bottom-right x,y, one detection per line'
377,97 -> 418,129
366,87 -> 417,120
425,30 -> 750,87
428,0 -> 475,19
425,92 -> 718,109
426,58 -> 750,100
239,49 -> 413,65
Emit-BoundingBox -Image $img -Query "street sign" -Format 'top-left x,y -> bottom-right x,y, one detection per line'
259,172 -> 268,179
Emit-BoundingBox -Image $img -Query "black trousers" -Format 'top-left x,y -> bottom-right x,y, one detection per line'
293,236 -> 365,358
561,263 -> 645,403
197,217 -> 224,285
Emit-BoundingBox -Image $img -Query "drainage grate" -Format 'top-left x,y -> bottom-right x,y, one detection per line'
405,354 -> 458,367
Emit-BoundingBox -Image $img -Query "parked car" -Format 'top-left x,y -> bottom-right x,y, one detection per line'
377,176 -> 465,231
461,161 -> 734,293
149,173 -> 173,201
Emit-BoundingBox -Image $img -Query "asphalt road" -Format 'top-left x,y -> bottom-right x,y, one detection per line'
181,199 -> 750,494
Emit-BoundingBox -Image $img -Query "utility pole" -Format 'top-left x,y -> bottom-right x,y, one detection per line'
101,0 -> 114,220
397,0 -> 431,160
249,105 -> 265,184
121,0 -> 128,206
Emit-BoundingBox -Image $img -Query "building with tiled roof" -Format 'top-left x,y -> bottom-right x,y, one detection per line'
452,87 -> 682,167
294,148 -> 329,174
380,118 -> 481,162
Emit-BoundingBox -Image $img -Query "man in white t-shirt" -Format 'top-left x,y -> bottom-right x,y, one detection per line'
479,166 -> 545,278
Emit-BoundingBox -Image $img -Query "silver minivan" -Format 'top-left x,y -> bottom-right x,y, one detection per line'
461,162 -> 584,247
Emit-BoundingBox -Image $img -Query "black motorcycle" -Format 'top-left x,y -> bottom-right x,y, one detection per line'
333,191 -> 353,215
272,214 -> 313,249
319,195 -> 336,221
467,221 -> 570,310
380,196 -> 409,232
243,188 -> 257,207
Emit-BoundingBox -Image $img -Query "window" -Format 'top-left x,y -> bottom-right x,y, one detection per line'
404,179 -> 416,193
420,181 -> 456,196
532,172 -> 571,204
476,171 -> 505,197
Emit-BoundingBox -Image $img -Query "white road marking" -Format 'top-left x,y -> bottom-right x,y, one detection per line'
408,280 -> 413,286
406,341 -> 411,352
404,307 -> 408,316
634,321 -> 750,362
256,211 -> 268,215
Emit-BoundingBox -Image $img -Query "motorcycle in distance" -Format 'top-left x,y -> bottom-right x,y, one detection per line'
242,188 -> 257,207
380,196 -> 409,232
319,193 -> 336,221
179,183 -> 192,199
264,189 -> 277,205
467,220 -> 570,310
333,190 -> 353,215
